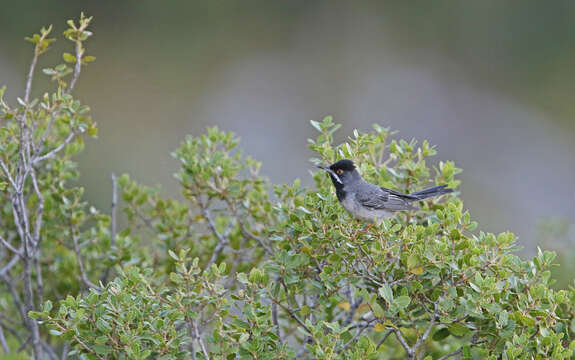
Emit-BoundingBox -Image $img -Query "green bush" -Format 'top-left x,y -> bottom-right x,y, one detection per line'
2,14 -> 575,360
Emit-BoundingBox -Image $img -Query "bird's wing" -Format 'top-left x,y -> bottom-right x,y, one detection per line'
356,185 -> 417,211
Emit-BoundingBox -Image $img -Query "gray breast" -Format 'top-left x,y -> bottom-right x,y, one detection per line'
340,191 -> 394,222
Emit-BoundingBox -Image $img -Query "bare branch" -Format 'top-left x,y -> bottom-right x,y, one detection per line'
0,252 -> 21,277
35,110 -> 57,158
101,173 -> 117,284
0,323 -> 9,353
40,339 -> 59,360
30,167 -> 44,247
0,159 -> 18,191
0,273 -> 26,322
437,340 -> 487,360
61,342 -> 70,360
412,301 -> 440,358
66,37 -> 83,93
343,283 -> 361,326
22,257 -> 42,358
110,173 -> 117,248
272,298 -> 313,336
33,130 -> 79,164
35,253 -> 44,305
0,234 -> 23,256
24,55 -> 38,103
71,229 -> 101,291
271,301 -> 281,345
394,329 -> 413,357
23,27 -> 47,103
376,329 -> 393,349
200,203 -> 229,269
337,318 -> 377,354
227,200 -> 273,255
72,334 -> 104,360
238,221 -> 272,255
192,319 -> 210,360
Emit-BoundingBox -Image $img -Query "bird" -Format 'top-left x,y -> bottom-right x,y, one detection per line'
317,159 -> 453,222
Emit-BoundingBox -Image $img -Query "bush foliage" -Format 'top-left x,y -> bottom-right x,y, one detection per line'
1,14 -> 575,360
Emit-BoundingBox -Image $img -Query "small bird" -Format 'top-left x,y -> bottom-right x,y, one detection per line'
317,159 -> 453,222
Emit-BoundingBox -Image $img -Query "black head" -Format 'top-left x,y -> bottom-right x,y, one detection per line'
329,159 -> 356,174
317,159 -> 359,186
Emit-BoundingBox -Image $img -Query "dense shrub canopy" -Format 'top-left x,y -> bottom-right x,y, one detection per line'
1,14 -> 575,360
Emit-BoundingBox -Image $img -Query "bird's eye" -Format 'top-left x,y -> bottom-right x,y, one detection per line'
336,169 -> 344,175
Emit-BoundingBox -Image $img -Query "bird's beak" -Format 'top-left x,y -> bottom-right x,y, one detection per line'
317,165 -> 343,184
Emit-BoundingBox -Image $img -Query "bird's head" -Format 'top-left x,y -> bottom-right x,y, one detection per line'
317,159 -> 358,186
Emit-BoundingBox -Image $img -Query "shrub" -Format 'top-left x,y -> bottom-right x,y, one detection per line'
2,14 -> 575,360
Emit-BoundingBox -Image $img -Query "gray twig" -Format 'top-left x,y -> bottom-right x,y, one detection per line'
67,37 -> 83,93
376,329 -> 393,349
61,341 -> 70,360
271,301 -> 282,345
436,339 -> 487,360
0,323 -> 9,353
0,235 -> 22,256
337,319 -> 377,354
394,329 -> 413,357
101,173 -> 117,284
192,319 -> 210,360
71,229 -> 101,291
200,202 -> 229,269
33,131 -> 79,164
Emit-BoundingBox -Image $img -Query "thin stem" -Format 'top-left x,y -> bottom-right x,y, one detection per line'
192,319 -> 209,360
71,228 -> 101,291
337,319 -> 376,354
376,330 -> 393,349
33,131 -> 78,164
0,159 -> 18,190
66,39 -> 83,93
101,173 -> 117,284
412,301 -> 440,358
272,298 -> 313,336
436,339 -> 487,360
0,323 -> 9,353
200,202 -> 229,269
0,235 -> 22,256
271,301 -> 281,345
61,342 -> 70,360
0,253 -> 21,277
394,329 -> 413,357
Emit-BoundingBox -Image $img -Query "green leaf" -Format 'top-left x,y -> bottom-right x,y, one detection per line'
371,302 -> 386,318
394,296 -> 411,309
448,323 -> 470,337
407,253 -> 418,269
168,249 -> 179,261
379,285 -> 393,303
237,272 -> 249,285
49,329 -> 62,336
83,55 -> 96,63
310,120 -> 322,132
462,345 -> 472,359
432,327 -> 450,341
42,300 -> 53,312
63,52 -> 76,63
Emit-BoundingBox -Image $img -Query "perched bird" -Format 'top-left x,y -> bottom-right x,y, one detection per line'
317,159 -> 452,222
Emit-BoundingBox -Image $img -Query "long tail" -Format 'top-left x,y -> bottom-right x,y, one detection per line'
411,184 -> 453,200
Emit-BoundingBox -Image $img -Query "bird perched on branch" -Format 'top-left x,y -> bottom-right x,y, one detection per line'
317,159 -> 452,222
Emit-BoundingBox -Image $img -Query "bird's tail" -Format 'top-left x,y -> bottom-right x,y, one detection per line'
411,184 -> 453,200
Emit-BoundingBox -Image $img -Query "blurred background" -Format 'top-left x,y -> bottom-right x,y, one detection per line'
1,1 -> 574,283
